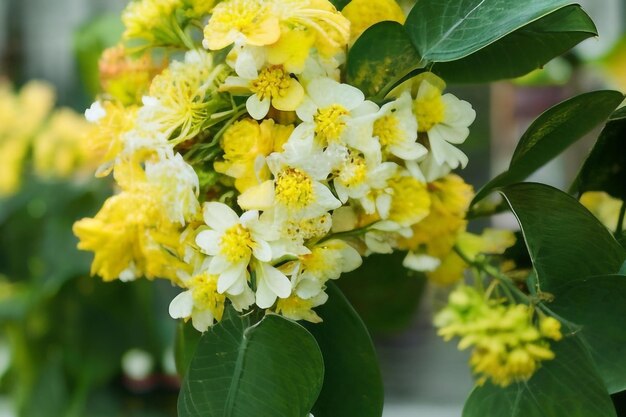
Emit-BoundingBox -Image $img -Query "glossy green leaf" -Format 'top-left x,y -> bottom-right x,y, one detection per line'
500,183 -> 626,293
305,283 -> 384,417
432,5 -> 596,84
405,0 -> 572,63
346,21 -> 421,99
338,251 -> 425,334
178,308 -> 324,417
463,336 -> 617,417
174,320 -> 201,378
549,275 -> 626,394
472,90 -> 624,205
572,107 -> 626,201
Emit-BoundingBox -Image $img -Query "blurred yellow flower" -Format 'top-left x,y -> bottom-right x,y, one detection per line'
342,0 -> 405,43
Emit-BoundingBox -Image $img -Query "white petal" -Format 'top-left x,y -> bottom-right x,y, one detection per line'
295,278 -> 323,299
309,78 -> 364,110
339,243 -> 362,273
169,291 -> 193,319
376,193 -> 392,219
217,263 -> 247,294
203,202 -> 239,230
403,252 -> 441,272
262,263 -> 292,298
195,230 -> 221,255
235,48 -> 260,79
405,160 -> 427,182
238,180 -> 275,210
295,98 -> 318,122
229,285 -> 255,311
240,210 -> 259,225
252,239 -> 272,262
313,182 -> 342,211
191,310 -> 214,332
255,274 -> 278,308
247,95 -> 271,120
209,255 -> 230,274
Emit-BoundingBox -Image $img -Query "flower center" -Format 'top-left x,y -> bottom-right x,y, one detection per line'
373,114 -> 402,148
211,0 -> 266,33
275,168 -> 314,210
190,273 -> 225,318
250,65 -> 292,101
414,91 -> 445,132
220,223 -> 254,262
338,155 -> 367,188
314,104 -> 349,144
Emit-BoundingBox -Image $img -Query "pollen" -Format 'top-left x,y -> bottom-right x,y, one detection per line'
190,273 -> 225,320
220,223 -> 254,262
414,90 -> 445,132
339,155 -> 367,188
314,104 -> 349,144
250,65 -> 293,101
373,115 -> 402,148
275,168 -> 314,210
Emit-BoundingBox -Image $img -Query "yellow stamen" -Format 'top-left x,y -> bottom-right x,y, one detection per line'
275,168 -> 314,210
250,65 -> 293,101
314,104 -> 349,144
415,89 -> 445,132
373,114 -> 402,148
220,224 -> 254,262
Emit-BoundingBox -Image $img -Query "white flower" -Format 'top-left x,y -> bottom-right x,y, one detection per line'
285,240 -> 362,299
145,153 -> 200,225
334,152 -> 398,207
221,63 -> 305,120
238,136 -> 341,222
195,202 -> 278,295
403,252 -> 441,272
294,77 -> 380,162
373,91 -> 426,161
414,80 -> 476,170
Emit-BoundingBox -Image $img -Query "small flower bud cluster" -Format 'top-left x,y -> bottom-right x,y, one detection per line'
435,286 -> 563,387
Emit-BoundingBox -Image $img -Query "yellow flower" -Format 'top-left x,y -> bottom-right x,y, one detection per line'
272,0 -> 350,58
214,118 -> 293,192
122,0 -> 184,45
139,50 -> 229,144
580,191 -> 625,231
385,174 -> 431,227
84,100 -> 137,177
0,81 -> 55,196
73,185 -> 187,282
341,0 -> 405,43
275,291 -> 328,323
221,64 -> 305,119
435,286 -> 562,387
203,0 -> 280,50
32,108 -> 95,179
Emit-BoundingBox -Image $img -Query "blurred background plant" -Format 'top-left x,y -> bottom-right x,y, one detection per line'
0,1 -> 624,416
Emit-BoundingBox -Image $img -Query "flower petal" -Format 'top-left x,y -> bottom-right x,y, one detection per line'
195,230 -> 221,255
169,291 -> 193,319
247,94 -> 271,120
191,310 -> 215,332
272,79 -> 305,111
252,238 -> 272,262
217,263 -> 247,294
263,263 -> 292,299
203,202 -> 238,230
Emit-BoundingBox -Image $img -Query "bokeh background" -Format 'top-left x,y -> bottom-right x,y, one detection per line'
0,1 -> 624,416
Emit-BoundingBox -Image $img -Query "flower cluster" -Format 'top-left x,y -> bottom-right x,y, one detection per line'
435,286 -> 563,387
0,80 -> 96,197
73,0 -> 483,332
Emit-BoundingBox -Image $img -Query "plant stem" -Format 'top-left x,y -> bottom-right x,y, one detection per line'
615,201 -> 626,237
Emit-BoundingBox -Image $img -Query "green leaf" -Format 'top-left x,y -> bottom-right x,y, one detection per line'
463,336 -> 617,417
174,320 -> 201,378
549,275 -> 626,393
432,5 -> 596,84
178,308 -> 324,417
304,283 -> 384,417
572,107 -> 626,201
346,21 -> 421,99
405,0 -> 572,63
74,14 -> 124,97
338,251 -> 425,334
500,183 -> 626,293
472,90 -> 624,205
329,0 -> 350,10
